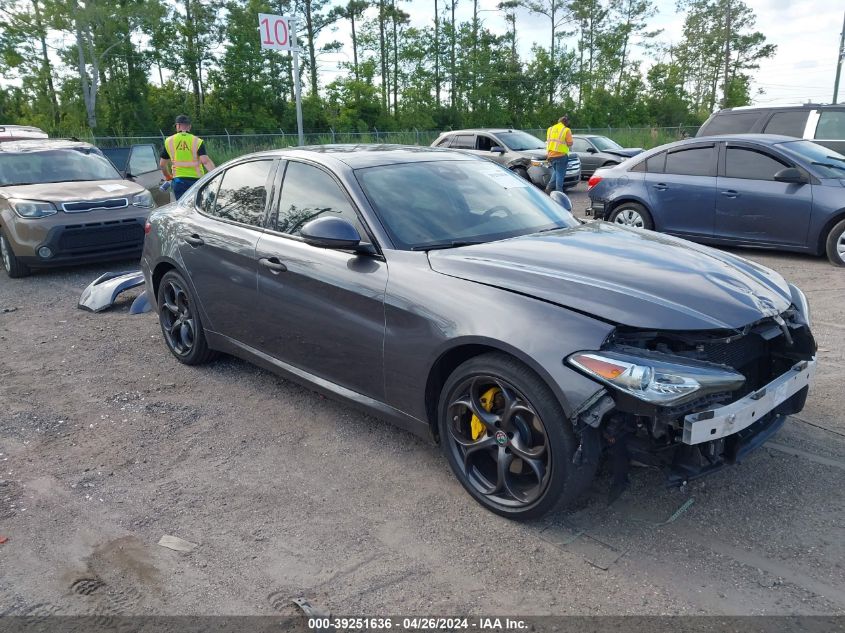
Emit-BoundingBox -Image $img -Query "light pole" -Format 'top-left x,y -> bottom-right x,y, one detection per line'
834,11 -> 845,104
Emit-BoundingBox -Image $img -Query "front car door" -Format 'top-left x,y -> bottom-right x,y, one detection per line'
127,144 -> 170,206
177,158 -> 277,346
714,141 -> 813,247
253,160 -> 388,400
645,143 -> 717,238
572,137 -> 599,173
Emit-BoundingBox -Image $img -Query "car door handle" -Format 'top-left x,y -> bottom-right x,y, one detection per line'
183,234 -> 204,247
259,257 -> 288,274
653,183 -> 668,191
720,190 -> 739,198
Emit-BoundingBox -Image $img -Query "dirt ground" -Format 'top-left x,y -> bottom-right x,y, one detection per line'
1,183 -> 844,618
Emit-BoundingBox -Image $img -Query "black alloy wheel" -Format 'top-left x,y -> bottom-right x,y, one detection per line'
439,353 -> 595,519
157,270 -> 217,365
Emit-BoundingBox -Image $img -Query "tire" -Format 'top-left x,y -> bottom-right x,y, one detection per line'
825,218 -> 845,267
513,167 -> 529,181
437,352 -> 597,519
608,202 -> 654,230
0,230 -> 31,279
156,270 -> 218,365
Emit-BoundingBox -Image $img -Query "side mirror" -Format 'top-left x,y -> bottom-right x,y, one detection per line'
586,147 -> 597,154
773,167 -> 806,184
300,216 -> 362,250
549,191 -> 572,212
490,146 -> 506,154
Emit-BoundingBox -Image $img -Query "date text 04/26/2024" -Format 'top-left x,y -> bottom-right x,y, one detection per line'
307,617 -> 528,630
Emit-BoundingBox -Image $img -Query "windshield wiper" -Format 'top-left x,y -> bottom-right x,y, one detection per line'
411,239 -> 487,251
811,161 -> 845,172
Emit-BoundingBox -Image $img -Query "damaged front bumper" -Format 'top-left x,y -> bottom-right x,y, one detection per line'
683,358 -> 816,444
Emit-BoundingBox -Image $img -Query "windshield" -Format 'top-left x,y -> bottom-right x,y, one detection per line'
495,131 -> 546,151
0,148 -> 121,186
776,140 -> 845,178
591,136 -> 623,151
356,160 -> 579,250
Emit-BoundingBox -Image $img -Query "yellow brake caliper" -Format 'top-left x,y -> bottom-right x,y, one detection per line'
470,387 -> 500,440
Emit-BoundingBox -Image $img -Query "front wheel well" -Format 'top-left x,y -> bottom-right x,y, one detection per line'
424,344 -> 559,440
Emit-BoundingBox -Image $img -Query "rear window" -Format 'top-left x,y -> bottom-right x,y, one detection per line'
815,111 -> 845,140
763,111 -> 809,137
700,112 -> 762,135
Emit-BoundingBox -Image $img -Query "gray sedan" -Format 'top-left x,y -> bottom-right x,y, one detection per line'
141,145 -> 816,519
572,134 -> 644,177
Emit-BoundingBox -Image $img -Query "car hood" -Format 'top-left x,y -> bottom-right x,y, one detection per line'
427,223 -> 792,330
0,179 -> 145,203
604,148 -> 643,158
517,149 -> 549,160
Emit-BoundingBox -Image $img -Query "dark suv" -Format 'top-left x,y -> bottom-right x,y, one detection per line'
697,104 -> 845,153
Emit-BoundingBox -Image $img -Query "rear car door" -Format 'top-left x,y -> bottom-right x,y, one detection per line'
177,158 -> 277,346
253,160 -> 388,400
645,143 -> 717,238
127,144 -> 169,206
714,142 -> 813,247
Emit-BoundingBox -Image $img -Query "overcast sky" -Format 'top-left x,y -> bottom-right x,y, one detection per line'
316,0 -> 844,107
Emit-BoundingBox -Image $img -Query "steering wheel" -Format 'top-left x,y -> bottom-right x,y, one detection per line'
482,205 -> 512,219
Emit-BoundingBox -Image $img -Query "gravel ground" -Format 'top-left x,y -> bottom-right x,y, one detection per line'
1,182 -> 844,618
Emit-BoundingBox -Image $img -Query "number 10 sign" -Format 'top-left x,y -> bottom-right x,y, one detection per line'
258,13 -> 304,145
259,13 -> 295,51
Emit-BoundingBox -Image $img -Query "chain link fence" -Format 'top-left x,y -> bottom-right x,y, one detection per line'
88,125 -> 700,162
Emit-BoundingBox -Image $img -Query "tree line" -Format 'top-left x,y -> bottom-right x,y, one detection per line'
0,0 -> 775,136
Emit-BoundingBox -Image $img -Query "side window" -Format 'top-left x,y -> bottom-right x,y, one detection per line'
128,145 -> 159,174
572,138 -> 592,153
725,147 -> 788,181
210,160 -> 274,227
664,146 -> 715,176
764,111 -> 809,137
701,112 -> 761,135
275,161 -> 365,239
196,173 -> 223,215
815,111 -> 845,139
476,135 -> 494,151
451,134 -> 475,149
435,136 -> 452,147
645,151 -> 665,173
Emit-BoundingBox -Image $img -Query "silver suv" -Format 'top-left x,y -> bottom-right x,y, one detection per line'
431,128 -> 581,190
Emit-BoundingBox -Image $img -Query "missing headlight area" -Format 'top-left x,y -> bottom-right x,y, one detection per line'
573,308 -> 817,493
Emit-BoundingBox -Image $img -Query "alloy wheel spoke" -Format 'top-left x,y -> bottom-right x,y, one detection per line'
484,447 -> 513,496
509,431 -> 546,460
461,436 -> 497,471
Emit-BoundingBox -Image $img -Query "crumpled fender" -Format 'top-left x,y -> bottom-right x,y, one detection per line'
77,271 -> 145,313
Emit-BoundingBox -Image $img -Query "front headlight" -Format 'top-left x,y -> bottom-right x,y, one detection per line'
131,190 -> 155,208
530,159 -> 550,167
10,199 -> 58,218
567,350 -> 745,405
789,284 -> 811,326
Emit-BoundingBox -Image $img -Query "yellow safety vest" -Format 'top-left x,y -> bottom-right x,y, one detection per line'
165,132 -> 204,178
546,123 -> 571,155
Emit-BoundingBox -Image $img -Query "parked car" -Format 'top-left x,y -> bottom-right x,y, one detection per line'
0,139 -> 156,278
100,144 -> 171,207
571,134 -> 643,177
142,144 -> 816,519
0,124 -> 48,142
697,104 -> 845,154
587,134 -> 845,266
431,128 -> 581,190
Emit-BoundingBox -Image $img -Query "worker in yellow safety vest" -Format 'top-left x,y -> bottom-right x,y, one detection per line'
546,115 -> 574,193
159,114 -> 216,201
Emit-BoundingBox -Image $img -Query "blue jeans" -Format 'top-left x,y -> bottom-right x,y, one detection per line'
549,155 -> 570,192
172,177 -> 199,201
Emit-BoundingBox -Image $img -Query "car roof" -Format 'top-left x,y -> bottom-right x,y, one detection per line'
243,144 -> 478,169
0,139 -> 97,153
654,133 -> 799,149
438,128 -> 519,135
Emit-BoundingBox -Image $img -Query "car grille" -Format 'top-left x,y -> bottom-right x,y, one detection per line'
57,219 -> 144,254
61,198 -> 128,213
